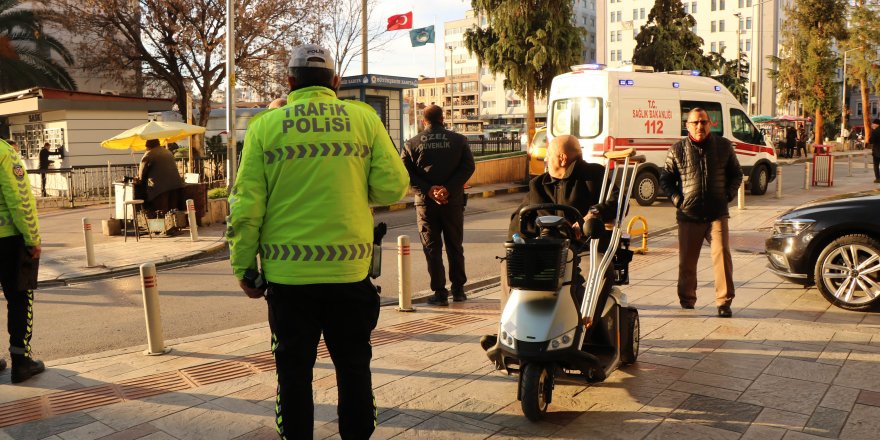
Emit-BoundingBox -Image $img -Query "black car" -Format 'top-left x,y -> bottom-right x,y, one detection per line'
766,189 -> 880,311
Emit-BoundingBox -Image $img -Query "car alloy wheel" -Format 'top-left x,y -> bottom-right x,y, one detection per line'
814,234 -> 880,311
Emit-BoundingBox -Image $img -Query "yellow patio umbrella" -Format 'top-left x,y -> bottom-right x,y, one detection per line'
101,121 -> 207,151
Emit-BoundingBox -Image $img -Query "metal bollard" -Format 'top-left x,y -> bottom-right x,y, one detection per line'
737,181 -> 745,210
140,263 -> 170,355
397,235 -> 415,312
776,167 -> 783,199
82,218 -> 96,267
186,199 -> 199,241
804,162 -> 811,190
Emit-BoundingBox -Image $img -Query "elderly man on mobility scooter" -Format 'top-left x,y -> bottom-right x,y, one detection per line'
481,135 -> 643,421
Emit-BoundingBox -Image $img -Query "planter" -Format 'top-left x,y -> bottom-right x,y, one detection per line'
467,154 -> 527,186
207,198 -> 229,224
102,218 -> 122,236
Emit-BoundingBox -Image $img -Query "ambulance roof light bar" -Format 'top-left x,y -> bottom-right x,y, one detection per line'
665,70 -> 702,76
571,63 -> 606,72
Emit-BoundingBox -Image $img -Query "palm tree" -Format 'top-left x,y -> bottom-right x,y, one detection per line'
0,0 -> 76,92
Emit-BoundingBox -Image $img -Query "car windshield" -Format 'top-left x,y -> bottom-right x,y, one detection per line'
532,130 -> 547,149
551,97 -> 602,139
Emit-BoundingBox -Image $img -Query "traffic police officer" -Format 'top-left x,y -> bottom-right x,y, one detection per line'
401,105 -> 475,306
0,139 -> 45,382
228,44 -> 409,439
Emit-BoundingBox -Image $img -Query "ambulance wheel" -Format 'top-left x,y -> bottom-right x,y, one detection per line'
520,363 -> 552,421
633,171 -> 658,206
621,307 -> 640,365
750,165 -> 769,195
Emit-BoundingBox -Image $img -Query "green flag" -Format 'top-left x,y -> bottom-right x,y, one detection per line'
409,26 -> 435,47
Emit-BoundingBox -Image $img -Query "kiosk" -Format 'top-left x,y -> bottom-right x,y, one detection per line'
337,74 -> 418,151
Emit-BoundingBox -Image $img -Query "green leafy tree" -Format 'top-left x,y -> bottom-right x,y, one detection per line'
782,0 -> 847,144
0,0 -> 76,92
708,50 -> 749,105
767,2 -> 808,121
632,0 -> 712,73
464,0 -> 585,142
843,0 -> 880,139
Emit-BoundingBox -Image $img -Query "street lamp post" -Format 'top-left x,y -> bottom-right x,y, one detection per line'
448,45 -> 454,131
734,12 -> 742,102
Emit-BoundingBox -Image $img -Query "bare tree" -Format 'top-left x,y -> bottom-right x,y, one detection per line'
322,0 -> 393,76
49,0 -> 325,127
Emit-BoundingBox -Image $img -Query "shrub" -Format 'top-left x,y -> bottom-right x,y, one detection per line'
207,187 -> 229,199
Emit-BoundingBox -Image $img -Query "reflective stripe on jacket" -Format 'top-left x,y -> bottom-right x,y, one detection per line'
227,86 -> 409,284
0,140 -> 40,245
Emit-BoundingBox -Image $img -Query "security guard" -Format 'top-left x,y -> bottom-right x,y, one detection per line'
401,105 -> 475,306
228,44 -> 408,439
0,139 -> 45,383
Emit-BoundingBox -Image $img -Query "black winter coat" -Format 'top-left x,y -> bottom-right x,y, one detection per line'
869,126 -> 880,157
401,124 -> 476,206
659,134 -> 743,223
508,159 -> 618,237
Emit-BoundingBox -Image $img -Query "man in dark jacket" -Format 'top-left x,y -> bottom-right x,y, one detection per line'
508,134 -> 617,238
38,143 -> 57,197
138,139 -> 184,216
401,105 -> 475,306
869,119 -> 880,183
660,108 -> 743,318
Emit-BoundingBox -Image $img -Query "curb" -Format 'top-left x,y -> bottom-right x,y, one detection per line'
37,238 -> 229,287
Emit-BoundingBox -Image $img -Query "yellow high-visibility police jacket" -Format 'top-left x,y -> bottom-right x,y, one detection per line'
0,139 -> 40,246
228,86 -> 409,284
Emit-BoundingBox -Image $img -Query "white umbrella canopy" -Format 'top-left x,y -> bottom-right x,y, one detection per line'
101,121 -> 206,151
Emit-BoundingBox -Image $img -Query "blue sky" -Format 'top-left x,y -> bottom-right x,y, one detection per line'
344,0 -> 470,78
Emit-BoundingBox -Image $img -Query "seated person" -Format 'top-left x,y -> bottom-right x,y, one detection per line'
509,134 -> 619,240
482,135 -> 619,350
138,139 -> 184,216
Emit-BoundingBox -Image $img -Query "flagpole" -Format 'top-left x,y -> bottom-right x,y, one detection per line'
433,15 -> 438,102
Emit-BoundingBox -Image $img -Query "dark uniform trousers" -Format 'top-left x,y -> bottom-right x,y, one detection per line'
416,202 -> 466,293
267,278 -> 380,440
0,235 -> 37,356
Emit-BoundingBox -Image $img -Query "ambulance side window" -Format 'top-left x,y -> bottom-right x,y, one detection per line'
730,108 -> 763,145
680,101 -> 723,135
550,97 -> 603,139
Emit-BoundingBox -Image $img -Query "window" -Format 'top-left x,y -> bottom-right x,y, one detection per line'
618,49 -> 623,60
739,17 -> 744,30
720,0 -> 726,10
711,42 -> 717,52
730,108 -> 762,144
684,3 -> 689,13
551,97 -> 603,139
611,31 -> 615,42
692,2 -> 697,13
640,8 -> 645,19
418,89 -> 425,97
611,12 -> 615,22
719,20 -> 725,32
617,11 -> 622,21
738,0 -> 744,7
711,21 -> 717,32
745,39 -> 751,51
747,0 -> 752,6
681,100 -> 724,135
719,41 -> 726,53
633,9 -> 638,20
617,30 -> 622,41
746,17 -> 752,29
610,51 -> 616,61
507,99 -> 521,107
872,101 -> 879,116
711,0 -> 716,11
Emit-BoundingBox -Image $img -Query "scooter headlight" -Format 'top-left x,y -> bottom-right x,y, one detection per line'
500,331 -> 515,349
547,328 -> 578,351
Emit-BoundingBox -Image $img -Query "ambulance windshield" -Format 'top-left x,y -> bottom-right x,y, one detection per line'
551,97 -> 602,139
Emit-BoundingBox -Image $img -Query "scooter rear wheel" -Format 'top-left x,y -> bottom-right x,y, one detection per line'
621,307 -> 640,365
520,363 -> 552,421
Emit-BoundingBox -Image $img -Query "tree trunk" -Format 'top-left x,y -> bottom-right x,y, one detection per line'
861,78 -> 871,139
526,84 -> 535,148
814,109 -> 823,145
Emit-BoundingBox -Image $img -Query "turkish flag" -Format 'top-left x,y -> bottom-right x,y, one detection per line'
387,12 -> 413,31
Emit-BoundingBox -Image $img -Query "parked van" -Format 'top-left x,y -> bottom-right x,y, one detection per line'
547,64 -> 777,205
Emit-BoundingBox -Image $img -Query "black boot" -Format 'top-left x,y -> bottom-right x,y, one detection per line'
0,358 -> 6,371
11,354 -> 45,384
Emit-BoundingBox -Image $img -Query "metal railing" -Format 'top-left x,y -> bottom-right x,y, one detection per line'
469,138 -> 521,156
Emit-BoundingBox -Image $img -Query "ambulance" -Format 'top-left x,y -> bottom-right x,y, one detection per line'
546,64 -> 777,206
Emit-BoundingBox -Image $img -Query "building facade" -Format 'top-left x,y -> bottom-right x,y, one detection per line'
597,0 -> 783,116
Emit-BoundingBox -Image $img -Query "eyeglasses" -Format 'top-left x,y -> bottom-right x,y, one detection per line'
687,120 -> 711,126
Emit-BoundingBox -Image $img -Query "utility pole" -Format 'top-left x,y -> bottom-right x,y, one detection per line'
361,0 -> 368,74
225,0 -> 237,189
448,45 -> 454,131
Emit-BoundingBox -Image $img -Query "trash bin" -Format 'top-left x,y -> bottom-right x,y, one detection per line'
812,145 -> 834,187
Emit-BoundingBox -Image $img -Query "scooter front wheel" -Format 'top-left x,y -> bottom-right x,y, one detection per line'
520,363 -> 552,421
